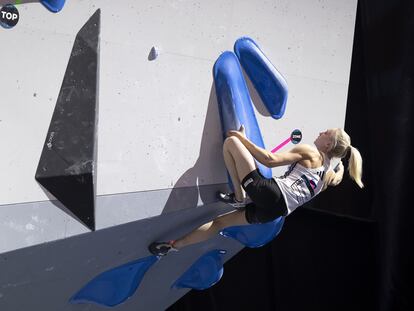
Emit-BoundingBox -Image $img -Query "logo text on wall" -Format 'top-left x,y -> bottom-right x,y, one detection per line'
0,4 -> 19,29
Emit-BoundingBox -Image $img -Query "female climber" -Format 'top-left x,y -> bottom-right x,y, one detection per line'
149,126 -> 363,256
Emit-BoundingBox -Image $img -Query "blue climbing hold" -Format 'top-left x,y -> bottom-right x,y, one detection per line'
213,51 -> 272,179
234,37 -> 288,120
40,0 -> 66,13
70,255 -> 158,307
220,216 -> 285,248
172,250 -> 227,290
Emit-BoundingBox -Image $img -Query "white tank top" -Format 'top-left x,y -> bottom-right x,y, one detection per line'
274,155 -> 331,215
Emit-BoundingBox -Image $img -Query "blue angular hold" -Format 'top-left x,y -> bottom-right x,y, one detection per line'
234,37 -> 288,120
213,51 -> 272,179
220,216 -> 285,248
40,0 -> 66,13
172,250 -> 227,290
70,255 -> 159,307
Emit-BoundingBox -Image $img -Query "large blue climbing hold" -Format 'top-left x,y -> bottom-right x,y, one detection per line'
234,37 -> 288,120
70,255 -> 158,307
172,250 -> 227,290
213,51 -> 272,178
220,216 -> 285,248
40,0 -> 66,13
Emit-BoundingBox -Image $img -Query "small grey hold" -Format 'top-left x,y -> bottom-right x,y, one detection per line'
148,46 -> 159,61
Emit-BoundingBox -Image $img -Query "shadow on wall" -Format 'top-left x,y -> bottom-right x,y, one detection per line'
242,67 -> 271,118
161,65 -> 273,215
161,84 -> 228,215
0,203 -> 239,311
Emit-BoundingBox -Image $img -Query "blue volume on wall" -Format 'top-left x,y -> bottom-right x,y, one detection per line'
220,216 -> 285,248
234,37 -> 288,120
40,0 -> 66,12
213,51 -> 272,179
172,250 -> 227,290
70,256 -> 158,307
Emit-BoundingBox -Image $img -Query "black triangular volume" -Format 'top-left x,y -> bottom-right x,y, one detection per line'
35,9 -> 101,231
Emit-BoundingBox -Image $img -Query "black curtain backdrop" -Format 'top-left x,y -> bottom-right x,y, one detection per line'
169,0 -> 414,310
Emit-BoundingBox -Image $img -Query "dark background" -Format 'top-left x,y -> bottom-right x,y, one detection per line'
169,0 -> 414,310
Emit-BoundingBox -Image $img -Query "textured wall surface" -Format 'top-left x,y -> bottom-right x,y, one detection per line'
0,0 -> 356,310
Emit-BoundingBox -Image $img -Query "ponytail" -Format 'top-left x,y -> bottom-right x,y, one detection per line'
348,145 -> 364,188
328,129 -> 364,189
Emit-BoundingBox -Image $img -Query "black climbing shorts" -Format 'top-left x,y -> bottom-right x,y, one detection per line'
241,169 -> 288,224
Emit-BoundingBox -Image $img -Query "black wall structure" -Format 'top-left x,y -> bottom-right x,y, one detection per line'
170,0 -> 414,310
35,10 -> 100,231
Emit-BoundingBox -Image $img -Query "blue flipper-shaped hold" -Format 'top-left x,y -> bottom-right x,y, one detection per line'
234,37 -> 288,119
172,250 -> 227,290
213,51 -> 272,178
70,255 -> 158,307
40,0 -> 66,13
220,216 -> 285,248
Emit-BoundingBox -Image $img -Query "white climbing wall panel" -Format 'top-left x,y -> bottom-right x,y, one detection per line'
0,0 -> 357,253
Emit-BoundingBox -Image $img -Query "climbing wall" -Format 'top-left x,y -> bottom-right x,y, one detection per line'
0,0 -> 357,310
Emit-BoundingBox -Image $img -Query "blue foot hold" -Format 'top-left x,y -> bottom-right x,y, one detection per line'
70,255 -> 159,307
172,250 -> 227,290
220,216 -> 285,248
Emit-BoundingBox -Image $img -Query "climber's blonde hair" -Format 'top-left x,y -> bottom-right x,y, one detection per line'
328,128 -> 364,188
